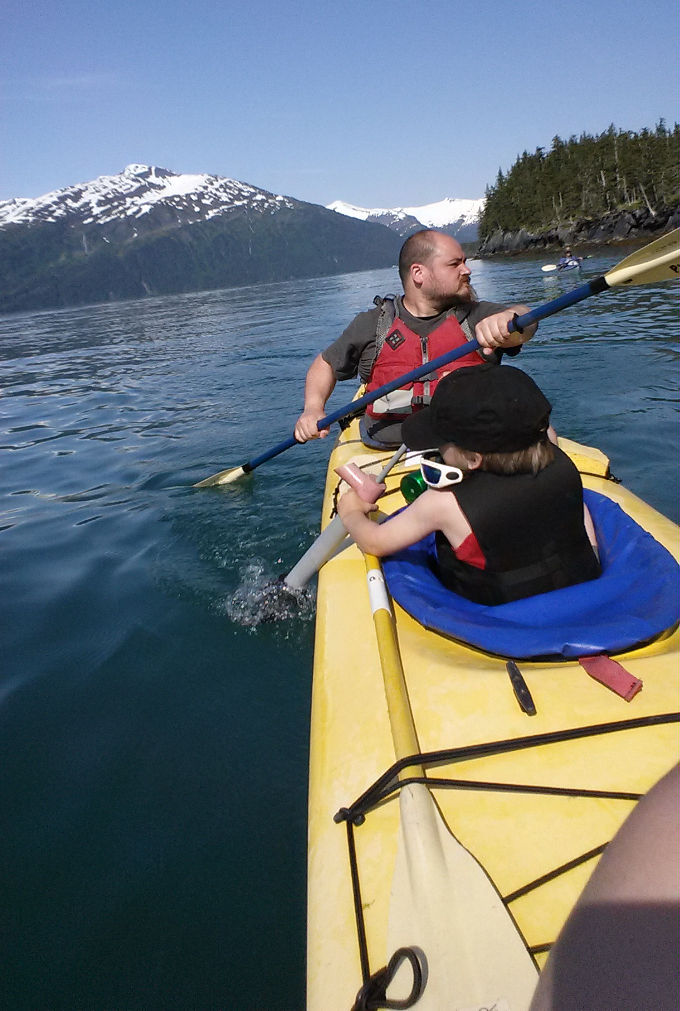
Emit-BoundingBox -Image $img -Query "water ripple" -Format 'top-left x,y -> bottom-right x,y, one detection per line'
225,562 -> 316,627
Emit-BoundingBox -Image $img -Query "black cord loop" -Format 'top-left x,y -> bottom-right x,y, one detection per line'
351,947 -> 425,1010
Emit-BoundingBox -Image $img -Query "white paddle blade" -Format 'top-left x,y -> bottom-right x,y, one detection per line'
387,783 -> 538,1010
605,228 -> 679,287
541,264 -> 557,273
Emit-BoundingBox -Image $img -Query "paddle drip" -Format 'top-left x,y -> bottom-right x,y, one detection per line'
225,562 -> 315,626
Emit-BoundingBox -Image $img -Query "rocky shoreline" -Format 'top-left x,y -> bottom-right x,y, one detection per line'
478,205 -> 679,256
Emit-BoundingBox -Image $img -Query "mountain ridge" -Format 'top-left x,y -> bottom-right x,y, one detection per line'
0,164 -> 296,230
0,166 -> 403,314
327,196 -> 484,240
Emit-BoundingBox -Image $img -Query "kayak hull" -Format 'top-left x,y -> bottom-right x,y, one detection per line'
307,420 -> 679,1010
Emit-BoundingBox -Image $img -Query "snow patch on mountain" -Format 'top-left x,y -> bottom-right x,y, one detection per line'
0,164 -> 295,229
327,196 -> 485,237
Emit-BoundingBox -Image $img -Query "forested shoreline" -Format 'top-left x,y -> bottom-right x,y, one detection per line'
479,122 -> 679,254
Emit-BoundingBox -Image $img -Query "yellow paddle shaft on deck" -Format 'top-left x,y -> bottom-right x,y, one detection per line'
363,554 -> 423,776
361,551 -> 539,1009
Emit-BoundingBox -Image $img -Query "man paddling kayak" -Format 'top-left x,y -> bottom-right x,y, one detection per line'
294,230 -> 538,449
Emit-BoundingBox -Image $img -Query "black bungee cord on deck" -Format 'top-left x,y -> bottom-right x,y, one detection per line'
336,711 -> 680,1007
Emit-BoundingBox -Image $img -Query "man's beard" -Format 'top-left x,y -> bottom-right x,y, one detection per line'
434,283 -> 478,311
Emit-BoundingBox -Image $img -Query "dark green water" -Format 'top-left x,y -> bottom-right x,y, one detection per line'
1,254 -> 677,1009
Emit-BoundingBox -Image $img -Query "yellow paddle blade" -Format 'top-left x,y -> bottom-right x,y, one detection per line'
192,465 -> 247,488
363,555 -> 538,1008
605,227 -> 679,287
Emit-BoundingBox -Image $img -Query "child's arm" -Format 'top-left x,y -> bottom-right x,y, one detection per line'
337,487 -> 452,557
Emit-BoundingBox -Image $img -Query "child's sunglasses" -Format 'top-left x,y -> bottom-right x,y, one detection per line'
419,451 -> 464,488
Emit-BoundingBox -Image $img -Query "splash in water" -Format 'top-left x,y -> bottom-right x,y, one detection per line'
225,561 -> 315,627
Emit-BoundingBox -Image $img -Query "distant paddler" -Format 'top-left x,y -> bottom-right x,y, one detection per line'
558,246 -> 583,270
541,246 -> 584,273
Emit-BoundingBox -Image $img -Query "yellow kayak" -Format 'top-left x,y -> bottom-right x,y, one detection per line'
306,417 -> 679,1010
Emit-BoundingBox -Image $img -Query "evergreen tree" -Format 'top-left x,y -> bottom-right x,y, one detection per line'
479,122 -> 679,238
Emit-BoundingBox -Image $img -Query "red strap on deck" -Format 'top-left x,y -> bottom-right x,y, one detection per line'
579,655 -> 643,701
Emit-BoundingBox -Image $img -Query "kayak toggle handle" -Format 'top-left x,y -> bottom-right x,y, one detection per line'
351,946 -> 426,1010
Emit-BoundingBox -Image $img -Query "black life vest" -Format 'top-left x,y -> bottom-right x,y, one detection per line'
435,447 -> 601,605
365,304 -> 482,420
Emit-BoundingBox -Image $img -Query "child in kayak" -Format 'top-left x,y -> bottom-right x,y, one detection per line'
337,364 -> 601,606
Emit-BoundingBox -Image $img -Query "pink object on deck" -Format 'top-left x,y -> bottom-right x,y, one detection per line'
579,655 -> 643,701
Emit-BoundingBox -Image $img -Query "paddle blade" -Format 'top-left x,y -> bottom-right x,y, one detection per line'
541,264 -> 557,273
387,784 -> 538,1009
605,228 -> 679,287
193,465 -> 248,487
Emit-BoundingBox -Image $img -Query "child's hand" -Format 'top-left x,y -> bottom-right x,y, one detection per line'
337,488 -> 378,520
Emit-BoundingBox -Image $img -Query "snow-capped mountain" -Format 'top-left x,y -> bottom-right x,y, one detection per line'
0,165 -> 402,314
0,164 -> 296,231
327,196 -> 485,241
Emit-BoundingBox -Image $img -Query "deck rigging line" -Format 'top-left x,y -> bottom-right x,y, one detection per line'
334,711 -> 679,1001
504,842 -> 609,904
335,712 -> 679,826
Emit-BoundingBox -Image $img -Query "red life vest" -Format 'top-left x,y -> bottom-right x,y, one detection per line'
365,312 -> 482,420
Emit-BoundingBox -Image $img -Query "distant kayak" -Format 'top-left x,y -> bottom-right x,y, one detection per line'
542,257 -> 583,273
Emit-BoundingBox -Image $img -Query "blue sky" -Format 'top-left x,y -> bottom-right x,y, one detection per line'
2,0 -> 678,206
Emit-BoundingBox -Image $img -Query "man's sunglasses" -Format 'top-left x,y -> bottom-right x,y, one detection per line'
419,451 -> 464,489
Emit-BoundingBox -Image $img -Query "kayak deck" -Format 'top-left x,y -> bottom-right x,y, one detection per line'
307,421 -> 679,1009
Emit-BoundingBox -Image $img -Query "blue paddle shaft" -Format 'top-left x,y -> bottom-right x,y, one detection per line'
243,275 -> 610,473
510,276 -> 608,331
243,340 -> 480,470
320,277 -> 608,429
244,337 -> 484,472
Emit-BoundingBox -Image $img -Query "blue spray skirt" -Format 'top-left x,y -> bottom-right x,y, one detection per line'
382,491 -> 679,660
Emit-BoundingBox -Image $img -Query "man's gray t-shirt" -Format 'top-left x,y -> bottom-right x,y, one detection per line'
322,297 -> 516,383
